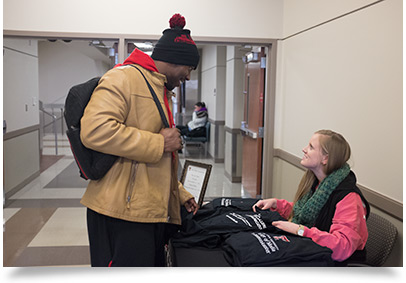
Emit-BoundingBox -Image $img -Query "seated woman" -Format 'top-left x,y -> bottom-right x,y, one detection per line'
177,102 -> 208,137
253,129 -> 370,263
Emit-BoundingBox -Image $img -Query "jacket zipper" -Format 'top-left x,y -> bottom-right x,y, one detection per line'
126,161 -> 138,209
167,157 -> 177,222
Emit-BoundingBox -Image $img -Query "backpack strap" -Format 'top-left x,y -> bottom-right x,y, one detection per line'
129,65 -> 170,128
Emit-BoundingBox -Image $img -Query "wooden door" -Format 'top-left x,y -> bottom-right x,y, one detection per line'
241,48 -> 266,197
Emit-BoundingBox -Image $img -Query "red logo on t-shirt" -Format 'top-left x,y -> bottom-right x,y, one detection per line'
174,34 -> 196,45
273,235 -> 290,242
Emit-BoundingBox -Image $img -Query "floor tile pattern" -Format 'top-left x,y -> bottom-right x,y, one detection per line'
3,135 -> 248,267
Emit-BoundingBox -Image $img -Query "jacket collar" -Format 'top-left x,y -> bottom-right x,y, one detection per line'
114,48 -> 158,72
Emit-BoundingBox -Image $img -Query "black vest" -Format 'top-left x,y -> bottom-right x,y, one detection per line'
313,171 -> 370,265
314,171 -> 370,231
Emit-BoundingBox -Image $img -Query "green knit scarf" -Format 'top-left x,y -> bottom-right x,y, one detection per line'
291,163 -> 350,227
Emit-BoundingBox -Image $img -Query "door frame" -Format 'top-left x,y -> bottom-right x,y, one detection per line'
261,42 -> 278,199
4,29 -> 279,198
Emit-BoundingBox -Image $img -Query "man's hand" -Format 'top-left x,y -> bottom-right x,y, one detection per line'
160,128 -> 182,152
184,198 -> 199,215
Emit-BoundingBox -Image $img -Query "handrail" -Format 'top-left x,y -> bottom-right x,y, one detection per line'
39,100 -> 59,155
43,102 -> 65,136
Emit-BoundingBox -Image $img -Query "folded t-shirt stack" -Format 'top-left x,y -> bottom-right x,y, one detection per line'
170,197 -> 334,267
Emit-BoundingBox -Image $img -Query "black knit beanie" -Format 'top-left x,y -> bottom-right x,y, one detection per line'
151,14 -> 200,68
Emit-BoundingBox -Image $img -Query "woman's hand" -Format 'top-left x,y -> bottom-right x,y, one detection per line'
272,221 -> 301,235
252,198 -> 278,212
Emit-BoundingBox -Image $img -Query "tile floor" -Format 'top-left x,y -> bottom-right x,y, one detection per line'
3,134 -> 250,267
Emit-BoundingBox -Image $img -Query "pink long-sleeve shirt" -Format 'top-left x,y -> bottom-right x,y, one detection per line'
273,193 -> 368,262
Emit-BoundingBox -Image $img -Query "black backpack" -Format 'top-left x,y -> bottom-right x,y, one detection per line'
64,65 -> 169,180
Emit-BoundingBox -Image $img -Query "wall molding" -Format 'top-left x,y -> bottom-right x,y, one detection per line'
224,170 -> 242,183
224,127 -> 242,183
208,118 -> 225,126
224,126 -> 241,135
3,124 -> 40,141
273,148 -> 403,221
3,46 -> 38,58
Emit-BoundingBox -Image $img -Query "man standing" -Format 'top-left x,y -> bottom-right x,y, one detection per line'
80,14 -> 199,267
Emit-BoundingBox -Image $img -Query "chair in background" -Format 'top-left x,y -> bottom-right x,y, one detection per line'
182,122 -> 210,158
348,212 -> 398,266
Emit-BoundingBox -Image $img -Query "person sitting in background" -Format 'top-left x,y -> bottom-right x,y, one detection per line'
253,129 -> 370,264
177,102 -> 208,137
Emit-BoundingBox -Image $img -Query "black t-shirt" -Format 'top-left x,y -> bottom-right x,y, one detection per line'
171,198 -> 334,266
223,231 -> 333,267
172,198 -> 284,248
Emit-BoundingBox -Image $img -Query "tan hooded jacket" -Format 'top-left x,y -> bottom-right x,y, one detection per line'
80,61 -> 193,225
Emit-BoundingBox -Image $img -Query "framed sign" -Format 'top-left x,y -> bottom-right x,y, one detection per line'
180,160 -> 212,207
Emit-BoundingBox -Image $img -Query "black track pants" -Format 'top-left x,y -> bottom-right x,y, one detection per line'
86,208 -> 169,267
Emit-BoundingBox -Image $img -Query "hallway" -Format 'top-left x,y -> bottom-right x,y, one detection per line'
3,134 -> 250,267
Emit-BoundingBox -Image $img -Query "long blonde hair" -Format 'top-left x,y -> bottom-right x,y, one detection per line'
289,130 -> 351,220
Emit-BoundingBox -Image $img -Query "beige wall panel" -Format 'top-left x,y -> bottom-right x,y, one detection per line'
271,157 -> 303,201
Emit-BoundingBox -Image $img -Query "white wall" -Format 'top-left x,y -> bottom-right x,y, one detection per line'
3,38 -> 41,195
283,0 -> 380,37
201,45 -> 226,160
273,0 -> 402,203
225,46 -> 246,129
201,46 -> 227,122
3,0 -> 283,39
3,39 -> 39,132
201,45 -> 223,121
38,40 -> 110,104
224,46 -> 246,180
272,3 -> 403,265
4,131 -> 40,194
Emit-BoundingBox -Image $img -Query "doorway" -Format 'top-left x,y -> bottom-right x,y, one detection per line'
241,47 -> 266,197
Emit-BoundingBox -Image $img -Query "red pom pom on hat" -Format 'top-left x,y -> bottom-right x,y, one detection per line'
169,13 -> 186,29
152,12 -> 199,68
